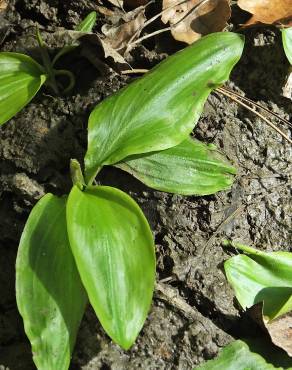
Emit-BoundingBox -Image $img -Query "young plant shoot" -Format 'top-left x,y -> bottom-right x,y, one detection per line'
15,32 -> 244,370
0,11 -> 97,126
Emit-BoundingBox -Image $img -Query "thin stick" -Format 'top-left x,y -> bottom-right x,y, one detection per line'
121,68 -> 149,74
156,282 -> 200,320
220,86 -> 292,129
216,87 -> 292,145
130,27 -> 172,46
127,0 -> 190,48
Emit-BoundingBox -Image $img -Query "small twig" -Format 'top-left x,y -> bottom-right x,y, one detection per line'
171,0 -> 210,28
130,27 -> 171,46
121,68 -> 149,74
220,86 -> 292,129
216,87 -> 292,145
202,205 -> 245,255
156,282 -> 199,320
126,0 -> 190,48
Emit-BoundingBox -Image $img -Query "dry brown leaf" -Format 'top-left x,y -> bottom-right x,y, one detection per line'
264,312 -> 292,357
248,304 -> 292,357
46,30 -> 127,65
161,0 -> 231,44
0,0 -> 7,11
238,0 -> 292,27
282,67 -> 292,100
106,0 -> 125,9
101,6 -> 146,51
105,0 -> 149,10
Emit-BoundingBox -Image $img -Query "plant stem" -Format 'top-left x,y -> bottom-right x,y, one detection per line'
86,167 -> 102,187
54,69 -> 76,94
36,26 -> 60,95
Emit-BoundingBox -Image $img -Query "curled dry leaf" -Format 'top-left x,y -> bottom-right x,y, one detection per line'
265,312 -> 292,357
107,0 -> 125,8
249,304 -> 292,357
161,0 -> 231,44
101,6 -> 146,51
46,29 -> 127,65
238,0 -> 292,27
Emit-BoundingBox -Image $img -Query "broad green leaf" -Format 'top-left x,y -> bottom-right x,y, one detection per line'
194,340 -> 282,370
66,185 -> 155,349
84,32 -> 244,183
282,28 -> 292,65
0,53 -> 46,126
52,11 -> 97,65
224,242 -> 292,321
116,137 -> 236,195
16,194 -> 87,370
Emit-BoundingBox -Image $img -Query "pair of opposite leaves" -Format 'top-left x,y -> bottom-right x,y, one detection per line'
15,32 -> 244,370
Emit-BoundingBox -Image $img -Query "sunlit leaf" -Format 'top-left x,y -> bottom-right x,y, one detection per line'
66,185 -> 155,349
194,340 -> 281,370
282,28 -> 292,65
0,52 -> 46,126
116,137 -> 236,195
224,241 -> 292,321
76,11 -> 97,32
16,194 -> 87,370
84,32 -> 244,183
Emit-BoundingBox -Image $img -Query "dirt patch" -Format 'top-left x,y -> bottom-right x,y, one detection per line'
0,1 -> 291,369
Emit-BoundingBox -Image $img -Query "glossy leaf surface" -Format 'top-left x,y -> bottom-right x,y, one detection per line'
224,242 -> 292,321
67,186 -> 155,349
116,137 -> 236,195
0,52 -> 46,126
194,340 -> 280,370
84,32 -> 244,183
16,194 -> 87,370
282,28 -> 292,64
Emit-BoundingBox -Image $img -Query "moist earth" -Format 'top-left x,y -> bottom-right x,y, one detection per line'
0,1 -> 291,369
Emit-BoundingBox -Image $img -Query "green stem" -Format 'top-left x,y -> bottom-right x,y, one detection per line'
86,167 -> 102,187
54,69 -> 76,94
36,26 -> 60,95
223,240 -> 260,255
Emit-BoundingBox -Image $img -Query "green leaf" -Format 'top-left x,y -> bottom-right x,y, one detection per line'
282,28 -> 292,65
52,11 -> 97,65
76,11 -> 97,32
194,340 -> 282,370
224,241 -> 292,321
66,185 -> 155,349
116,137 -> 236,195
16,194 -> 87,370
84,32 -> 244,183
0,52 -> 46,126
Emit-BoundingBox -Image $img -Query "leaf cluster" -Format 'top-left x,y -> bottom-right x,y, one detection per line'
10,31 -> 244,370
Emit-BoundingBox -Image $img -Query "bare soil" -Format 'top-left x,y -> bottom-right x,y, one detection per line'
0,1 -> 291,369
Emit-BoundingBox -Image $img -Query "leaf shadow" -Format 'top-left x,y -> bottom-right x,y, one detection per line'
255,287 -> 292,319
